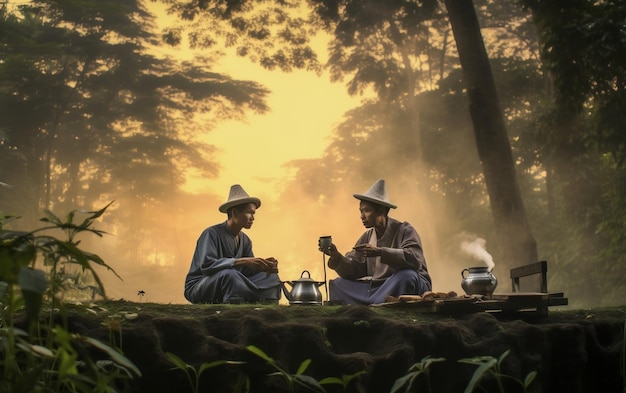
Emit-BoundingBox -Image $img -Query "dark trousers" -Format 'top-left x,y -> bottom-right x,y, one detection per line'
185,269 -> 281,304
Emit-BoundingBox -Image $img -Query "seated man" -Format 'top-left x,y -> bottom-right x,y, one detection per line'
320,179 -> 432,305
184,184 -> 281,304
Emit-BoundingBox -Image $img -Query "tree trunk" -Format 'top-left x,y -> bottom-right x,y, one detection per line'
444,0 -> 538,270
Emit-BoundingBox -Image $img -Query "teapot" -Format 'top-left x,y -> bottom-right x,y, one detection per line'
461,266 -> 498,296
281,270 -> 325,305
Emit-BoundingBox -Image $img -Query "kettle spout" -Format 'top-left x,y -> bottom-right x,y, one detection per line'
280,281 -> 293,302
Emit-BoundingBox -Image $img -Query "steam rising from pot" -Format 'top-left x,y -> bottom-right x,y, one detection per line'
461,237 -> 495,272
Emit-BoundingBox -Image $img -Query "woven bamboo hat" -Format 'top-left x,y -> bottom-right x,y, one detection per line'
353,179 -> 397,209
218,184 -> 261,213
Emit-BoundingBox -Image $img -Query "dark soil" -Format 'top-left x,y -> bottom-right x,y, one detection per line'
53,301 -> 626,393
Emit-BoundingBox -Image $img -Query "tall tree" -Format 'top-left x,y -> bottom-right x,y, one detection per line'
444,0 -> 537,266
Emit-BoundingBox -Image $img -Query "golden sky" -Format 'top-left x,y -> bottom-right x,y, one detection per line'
150,2 -> 361,202
193,58 -> 359,201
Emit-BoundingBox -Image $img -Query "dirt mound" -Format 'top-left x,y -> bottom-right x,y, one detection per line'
61,302 -> 625,393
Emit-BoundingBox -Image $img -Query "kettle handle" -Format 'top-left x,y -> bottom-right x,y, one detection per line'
301,270 -> 311,279
461,268 -> 470,279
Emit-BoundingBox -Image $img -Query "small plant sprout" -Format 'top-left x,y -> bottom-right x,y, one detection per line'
246,345 -> 325,393
318,370 -> 367,391
458,349 -> 537,393
166,352 -> 247,393
390,355 -> 446,393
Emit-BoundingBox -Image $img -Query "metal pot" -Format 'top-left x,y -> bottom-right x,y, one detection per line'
461,266 -> 498,296
281,270 -> 325,305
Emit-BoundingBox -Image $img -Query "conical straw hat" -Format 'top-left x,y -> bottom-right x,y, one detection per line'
218,184 -> 261,213
353,179 -> 397,209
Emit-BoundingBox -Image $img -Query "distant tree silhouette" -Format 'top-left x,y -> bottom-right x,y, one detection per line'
0,0 -> 269,222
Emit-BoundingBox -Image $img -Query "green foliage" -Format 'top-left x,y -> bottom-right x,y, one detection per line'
311,0 -> 444,99
165,352 -> 248,393
317,370 -> 368,392
160,0 -> 321,73
165,344 -> 368,393
239,346 -> 538,393
0,204 -> 141,392
513,1 -> 626,305
522,0 -> 626,121
166,345 -> 366,393
459,349 -> 537,393
390,355 -> 446,393
247,345 -> 325,392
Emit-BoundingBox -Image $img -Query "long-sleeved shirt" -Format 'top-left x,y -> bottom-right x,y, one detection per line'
328,217 -> 431,284
184,221 -> 278,294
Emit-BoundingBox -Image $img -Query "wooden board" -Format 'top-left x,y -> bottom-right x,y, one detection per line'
372,298 -> 438,311
372,292 -> 568,317
478,292 -> 568,316
372,297 -> 477,312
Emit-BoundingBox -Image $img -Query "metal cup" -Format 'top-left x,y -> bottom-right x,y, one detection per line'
319,235 -> 332,251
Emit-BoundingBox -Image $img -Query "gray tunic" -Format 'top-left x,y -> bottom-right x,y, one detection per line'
329,217 -> 431,283
327,217 -> 432,304
184,221 -> 281,303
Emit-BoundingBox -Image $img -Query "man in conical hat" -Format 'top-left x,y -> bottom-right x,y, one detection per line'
184,184 -> 282,304
319,179 -> 432,304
